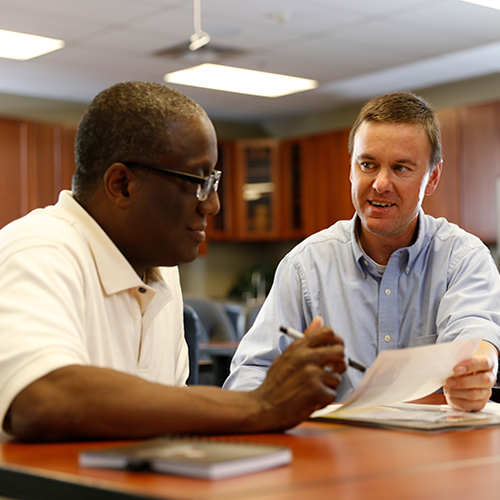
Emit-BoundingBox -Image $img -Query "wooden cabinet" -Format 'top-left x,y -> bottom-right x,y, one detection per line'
459,102 -> 500,243
278,138 -> 304,239
280,130 -> 353,237
422,107 -> 461,226
232,139 -> 281,240
0,118 -> 26,228
209,132 -> 354,242
207,140 -> 235,240
0,117 -> 77,230
209,100 -> 500,245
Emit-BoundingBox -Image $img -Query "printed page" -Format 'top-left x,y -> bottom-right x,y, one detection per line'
313,337 -> 482,417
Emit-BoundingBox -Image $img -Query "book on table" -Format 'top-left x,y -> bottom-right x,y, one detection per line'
79,437 -> 292,479
311,337 -> 500,432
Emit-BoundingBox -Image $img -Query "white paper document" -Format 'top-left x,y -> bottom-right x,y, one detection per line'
313,337 -> 482,418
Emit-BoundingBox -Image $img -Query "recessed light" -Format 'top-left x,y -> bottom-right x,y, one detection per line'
0,29 -> 65,61
459,0 -> 500,10
164,63 -> 318,98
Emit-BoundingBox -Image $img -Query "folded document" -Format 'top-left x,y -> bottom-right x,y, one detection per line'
311,337 -> 500,431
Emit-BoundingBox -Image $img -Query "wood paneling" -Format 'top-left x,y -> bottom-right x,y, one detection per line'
0,117 -> 77,230
0,118 -> 25,228
207,140 -> 235,241
422,107 -> 461,225
233,139 -> 280,241
460,101 -> 500,242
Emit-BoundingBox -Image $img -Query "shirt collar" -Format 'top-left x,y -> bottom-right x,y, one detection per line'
350,209 -> 426,276
57,191 -> 153,297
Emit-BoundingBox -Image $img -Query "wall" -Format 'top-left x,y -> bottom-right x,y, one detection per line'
179,240 -> 300,299
263,72 -> 500,138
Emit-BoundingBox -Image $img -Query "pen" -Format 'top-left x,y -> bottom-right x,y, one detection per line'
279,325 -> 367,373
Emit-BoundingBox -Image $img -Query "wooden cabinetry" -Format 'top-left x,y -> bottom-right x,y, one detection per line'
460,102 -> 500,243
422,107 -> 461,226
207,140 -> 235,240
279,138 -> 305,239
210,135 -> 352,242
208,100 -> 500,245
232,139 -> 281,240
280,130 -> 353,237
0,118 -> 26,228
0,117 -> 77,229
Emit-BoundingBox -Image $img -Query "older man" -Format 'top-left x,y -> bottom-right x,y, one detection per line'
0,82 -> 346,442
225,92 -> 500,412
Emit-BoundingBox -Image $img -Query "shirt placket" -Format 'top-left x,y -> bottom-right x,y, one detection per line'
377,261 -> 399,351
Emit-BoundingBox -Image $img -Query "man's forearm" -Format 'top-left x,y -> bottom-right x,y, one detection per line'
5,365 -> 266,441
5,328 -> 347,442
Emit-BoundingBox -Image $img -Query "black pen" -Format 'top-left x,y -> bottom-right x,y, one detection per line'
279,325 -> 367,373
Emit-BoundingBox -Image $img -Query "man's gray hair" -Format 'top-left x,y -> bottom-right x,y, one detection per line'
73,81 -> 206,200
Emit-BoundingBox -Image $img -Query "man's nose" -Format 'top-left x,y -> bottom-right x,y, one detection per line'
198,190 -> 220,216
372,168 -> 392,193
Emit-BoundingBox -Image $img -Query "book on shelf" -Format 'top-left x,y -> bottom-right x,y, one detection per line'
79,437 -> 292,480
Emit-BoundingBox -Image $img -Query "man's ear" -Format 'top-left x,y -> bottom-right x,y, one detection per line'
424,160 -> 443,196
103,163 -> 136,208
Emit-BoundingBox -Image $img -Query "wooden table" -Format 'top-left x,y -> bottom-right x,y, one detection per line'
1,395 -> 500,500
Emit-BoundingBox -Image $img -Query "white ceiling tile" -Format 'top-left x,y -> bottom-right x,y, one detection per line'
0,0 -> 180,24
326,18 -> 478,59
0,0 -> 498,121
391,0 -> 500,43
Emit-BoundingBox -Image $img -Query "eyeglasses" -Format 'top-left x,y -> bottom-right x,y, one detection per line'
121,161 -> 221,202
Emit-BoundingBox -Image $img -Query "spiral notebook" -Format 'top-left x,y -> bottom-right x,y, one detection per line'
79,437 -> 292,480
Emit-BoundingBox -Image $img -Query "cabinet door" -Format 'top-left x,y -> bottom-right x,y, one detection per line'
460,102 -> 500,243
422,107 -> 461,225
0,118 -> 77,230
279,138 -> 305,239
27,121 -> 58,211
0,118 -> 26,228
233,139 -> 280,240
299,130 -> 353,236
59,124 -> 77,193
329,129 -> 354,225
27,122 -> 77,211
207,140 -> 235,240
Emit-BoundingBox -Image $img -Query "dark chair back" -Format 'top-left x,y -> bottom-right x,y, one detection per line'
183,298 -> 238,342
183,305 -> 201,385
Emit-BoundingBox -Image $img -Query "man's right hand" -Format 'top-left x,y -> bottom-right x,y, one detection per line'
251,319 -> 346,431
5,318 -> 345,441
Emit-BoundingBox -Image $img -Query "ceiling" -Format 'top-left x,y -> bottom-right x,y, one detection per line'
1,0 -> 500,123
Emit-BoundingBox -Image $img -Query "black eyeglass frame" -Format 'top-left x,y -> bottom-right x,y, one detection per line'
121,161 -> 221,202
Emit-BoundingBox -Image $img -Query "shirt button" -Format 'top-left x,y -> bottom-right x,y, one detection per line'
385,289 -> 391,296
364,260 -> 368,266
138,287 -> 147,293
406,267 -> 410,273
384,335 -> 391,342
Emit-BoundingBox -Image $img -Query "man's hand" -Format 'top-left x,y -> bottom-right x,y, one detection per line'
252,317 -> 346,431
444,340 -> 499,412
5,317 -> 346,441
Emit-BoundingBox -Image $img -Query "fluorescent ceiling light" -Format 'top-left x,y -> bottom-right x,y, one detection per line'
164,63 -> 318,97
0,29 -> 65,61
459,0 -> 500,9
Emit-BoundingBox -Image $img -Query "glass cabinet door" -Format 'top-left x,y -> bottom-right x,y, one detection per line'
234,139 -> 280,240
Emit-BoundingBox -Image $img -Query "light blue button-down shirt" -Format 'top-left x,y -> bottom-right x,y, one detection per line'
224,211 -> 500,401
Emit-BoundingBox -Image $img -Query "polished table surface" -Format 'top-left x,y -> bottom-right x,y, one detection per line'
1,395 -> 500,500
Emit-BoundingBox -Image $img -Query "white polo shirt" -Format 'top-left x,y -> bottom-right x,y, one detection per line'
0,191 -> 188,427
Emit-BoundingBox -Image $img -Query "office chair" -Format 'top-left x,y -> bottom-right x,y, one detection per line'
183,298 -> 239,386
183,304 -> 202,385
183,298 -> 238,342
